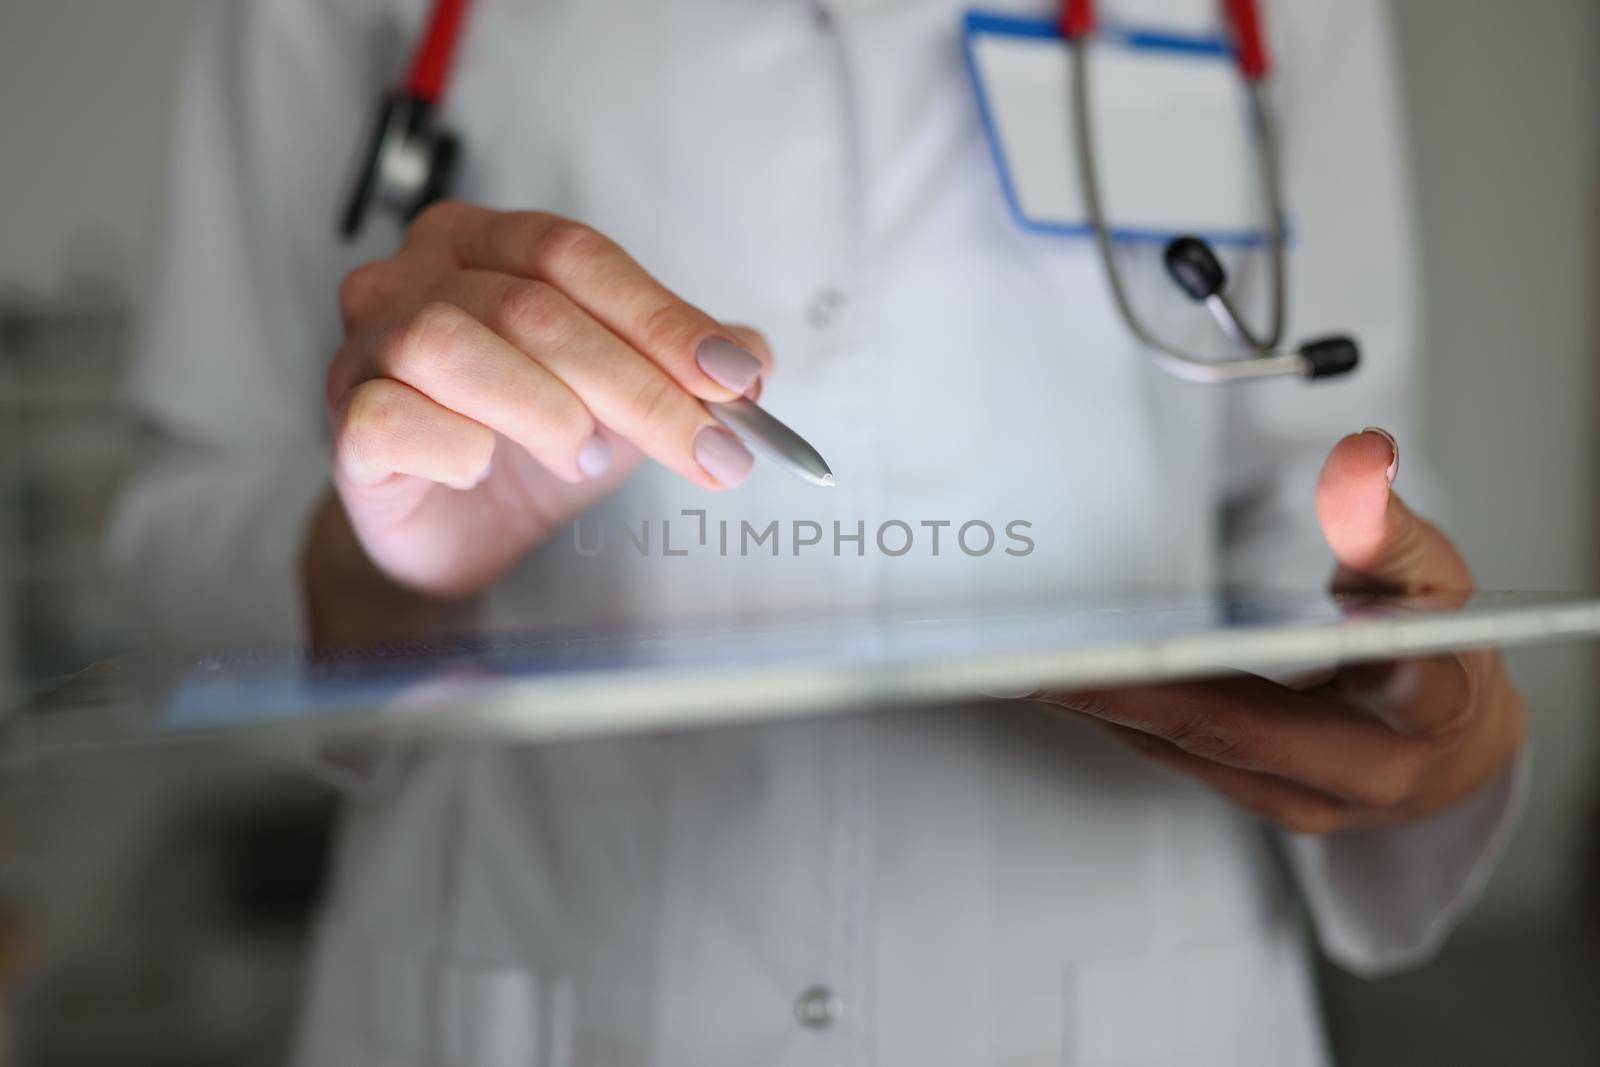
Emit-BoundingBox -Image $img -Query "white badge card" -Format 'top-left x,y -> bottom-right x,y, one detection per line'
962,11 -> 1267,243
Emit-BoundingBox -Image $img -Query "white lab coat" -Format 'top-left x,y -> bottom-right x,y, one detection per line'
111,0 -> 1524,1063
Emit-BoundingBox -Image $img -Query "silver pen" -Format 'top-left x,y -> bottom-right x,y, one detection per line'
707,397 -> 835,488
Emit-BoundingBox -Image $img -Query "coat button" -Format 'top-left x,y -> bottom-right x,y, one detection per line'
793,984 -> 842,1030
805,287 -> 846,330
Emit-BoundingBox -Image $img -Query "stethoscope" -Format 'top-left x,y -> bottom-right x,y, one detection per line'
338,0 -> 469,239
341,0 -> 1359,385
1062,0 -> 1358,383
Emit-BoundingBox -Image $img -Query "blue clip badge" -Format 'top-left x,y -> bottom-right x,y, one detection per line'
962,11 -> 1270,246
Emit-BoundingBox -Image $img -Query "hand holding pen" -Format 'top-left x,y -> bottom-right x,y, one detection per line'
313,201 -> 831,612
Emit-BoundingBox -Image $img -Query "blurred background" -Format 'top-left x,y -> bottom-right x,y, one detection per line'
0,1 -> 1597,1063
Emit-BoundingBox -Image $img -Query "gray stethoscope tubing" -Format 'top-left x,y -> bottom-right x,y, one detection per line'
1067,37 -> 1356,384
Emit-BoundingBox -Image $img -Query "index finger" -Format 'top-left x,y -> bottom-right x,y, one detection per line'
1030,676 -> 1433,808
407,203 -> 771,402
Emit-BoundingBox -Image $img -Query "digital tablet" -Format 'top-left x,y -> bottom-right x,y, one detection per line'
8,589 -> 1600,759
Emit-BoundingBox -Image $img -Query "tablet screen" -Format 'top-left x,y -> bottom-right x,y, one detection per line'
121,588 -> 1600,748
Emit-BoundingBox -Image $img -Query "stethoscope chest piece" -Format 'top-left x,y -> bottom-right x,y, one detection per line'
340,91 -> 460,239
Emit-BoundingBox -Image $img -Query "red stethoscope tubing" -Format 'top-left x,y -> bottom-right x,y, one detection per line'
410,0 -> 1265,108
1059,0 -> 1269,81
404,0 -> 474,104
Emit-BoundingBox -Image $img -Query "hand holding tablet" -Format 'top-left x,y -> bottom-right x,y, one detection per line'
1026,429 -> 1526,834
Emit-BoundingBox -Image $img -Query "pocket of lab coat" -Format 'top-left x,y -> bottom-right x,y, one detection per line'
1062,928 -> 1323,1067
294,926 -> 573,1067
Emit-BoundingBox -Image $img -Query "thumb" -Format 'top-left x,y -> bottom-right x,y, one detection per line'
1314,428 -> 1474,594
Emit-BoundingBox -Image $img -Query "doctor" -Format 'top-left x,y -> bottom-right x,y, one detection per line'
113,0 -> 1527,1063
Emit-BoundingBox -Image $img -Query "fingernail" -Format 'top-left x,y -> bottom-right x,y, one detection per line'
452,452 -> 493,490
696,338 -> 763,394
449,463 -> 491,491
1363,426 -> 1399,486
693,425 -> 754,488
576,433 -> 611,479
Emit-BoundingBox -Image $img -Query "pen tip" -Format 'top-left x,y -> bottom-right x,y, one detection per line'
819,472 -> 835,488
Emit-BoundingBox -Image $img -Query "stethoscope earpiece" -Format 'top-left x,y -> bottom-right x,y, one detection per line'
339,91 -> 460,241
1163,236 -> 1227,302
1298,335 -> 1360,379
